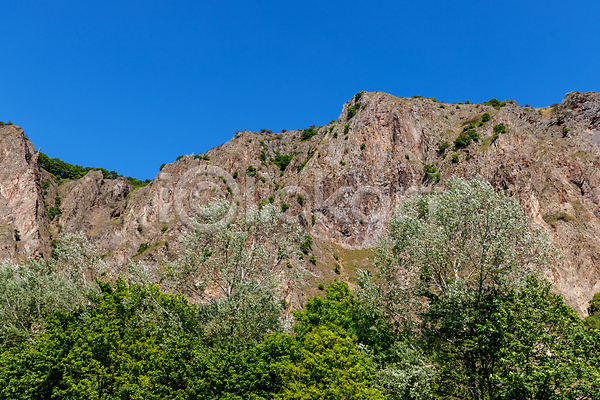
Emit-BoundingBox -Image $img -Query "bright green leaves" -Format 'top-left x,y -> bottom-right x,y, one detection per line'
276,326 -> 385,400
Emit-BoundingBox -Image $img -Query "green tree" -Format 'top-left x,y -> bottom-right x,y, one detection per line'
276,326 -> 385,400
361,177 -> 561,399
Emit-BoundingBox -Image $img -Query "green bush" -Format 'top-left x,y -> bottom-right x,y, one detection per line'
405,154 -> 410,160
347,103 -> 361,120
456,105 -> 460,109
232,171 -> 238,179
423,164 -> 441,182
14,229 -> 20,241
268,195 -> 274,203
562,127 -> 570,137
176,155 -> 184,161
438,142 -> 450,152
135,242 -> 150,256
311,214 -> 316,225
452,154 -> 459,163
333,132 -> 338,139
484,98 -> 506,109
280,203 -> 289,213
481,112 -> 491,122
259,151 -> 266,162
467,129 -> 479,141
300,127 -> 318,141
246,165 -> 256,175
137,226 -> 142,233
309,254 -> 316,264
454,134 -> 472,148
465,100 -> 470,104
271,154 -> 293,171
297,194 -> 305,206
339,160 -> 346,166
343,125 -> 349,134
354,90 -> 365,101
159,163 -> 165,171
161,226 -> 168,233
300,235 -> 313,254
259,176 -> 266,183
493,123 -> 506,134
360,143 -> 366,150
318,283 -> 324,290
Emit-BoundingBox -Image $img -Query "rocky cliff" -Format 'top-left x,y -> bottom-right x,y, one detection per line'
2,91 -> 600,315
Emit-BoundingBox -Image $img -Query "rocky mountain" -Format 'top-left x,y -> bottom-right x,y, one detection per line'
2,90 -> 600,315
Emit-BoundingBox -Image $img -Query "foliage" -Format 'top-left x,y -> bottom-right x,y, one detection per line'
300,127 -> 318,141
39,153 -> 150,188
0,279 -> 200,400
423,164 -> 440,182
246,165 -> 257,174
451,154 -> 459,163
163,199 -> 303,343
292,281 -> 394,360
135,242 -> 150,256
271,154 -> 293,171
360,143 -> 366,150
493,123 -> 506,134
484,98 -> 506,109
454,133 -> 472,148
281,203 -> 289,213
297,193 -> 305,206
0,233 -> 106,346
354,90 -> 365,101
437,142 -> 449,152
159,163 -> 165,171
232,171 -> 238,179
47,196 -> 62,220
466,129 -> 479,140
481,112 -> 491,122
276,326 -> 385,400
344,124 -> 350,134
563,127 -> 570,137
347,103 -> 361,120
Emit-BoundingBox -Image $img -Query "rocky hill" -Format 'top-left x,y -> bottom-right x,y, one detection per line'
2,90 -> 600,315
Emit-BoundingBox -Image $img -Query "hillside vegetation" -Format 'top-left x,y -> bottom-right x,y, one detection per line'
1,178 -> 599,399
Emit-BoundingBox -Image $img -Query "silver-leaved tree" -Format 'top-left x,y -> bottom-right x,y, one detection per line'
163,199 -> 304,343
0,233 -> 107,344
358,177 -> 569,400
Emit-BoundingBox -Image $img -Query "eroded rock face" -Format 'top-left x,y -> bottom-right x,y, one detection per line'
2,91 -> 600,315
0,125 -> 49,260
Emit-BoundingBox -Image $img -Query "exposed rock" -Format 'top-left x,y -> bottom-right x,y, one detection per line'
2,91 -> 600,315
0,125 -> 49,260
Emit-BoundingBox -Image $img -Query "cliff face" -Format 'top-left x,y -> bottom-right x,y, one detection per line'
2,91 -> 600,315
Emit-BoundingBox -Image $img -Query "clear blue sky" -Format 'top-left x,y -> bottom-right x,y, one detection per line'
1,1 -> 599,180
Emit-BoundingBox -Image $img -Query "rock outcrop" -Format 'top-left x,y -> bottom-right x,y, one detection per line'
2,91 -> 600,315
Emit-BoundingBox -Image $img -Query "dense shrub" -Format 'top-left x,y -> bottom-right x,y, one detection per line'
271,154 -> 293,171
438,142 -> 450,152
454,133 -> 472,148
493,123 -> 506,134
563,127 -> 570,137
300,127 -> 318,141
481,112 -> 491,122
246,165 -> 256,175
452,154 -> 459,163
347,103 -> 361,120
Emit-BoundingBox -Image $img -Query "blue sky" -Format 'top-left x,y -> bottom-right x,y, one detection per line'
1,1 -> 599,179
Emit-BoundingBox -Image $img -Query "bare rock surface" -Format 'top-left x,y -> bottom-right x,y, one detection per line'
2,91 -> 600,315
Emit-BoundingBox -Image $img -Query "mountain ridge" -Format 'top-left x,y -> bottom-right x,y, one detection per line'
2,90 -> 600,315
